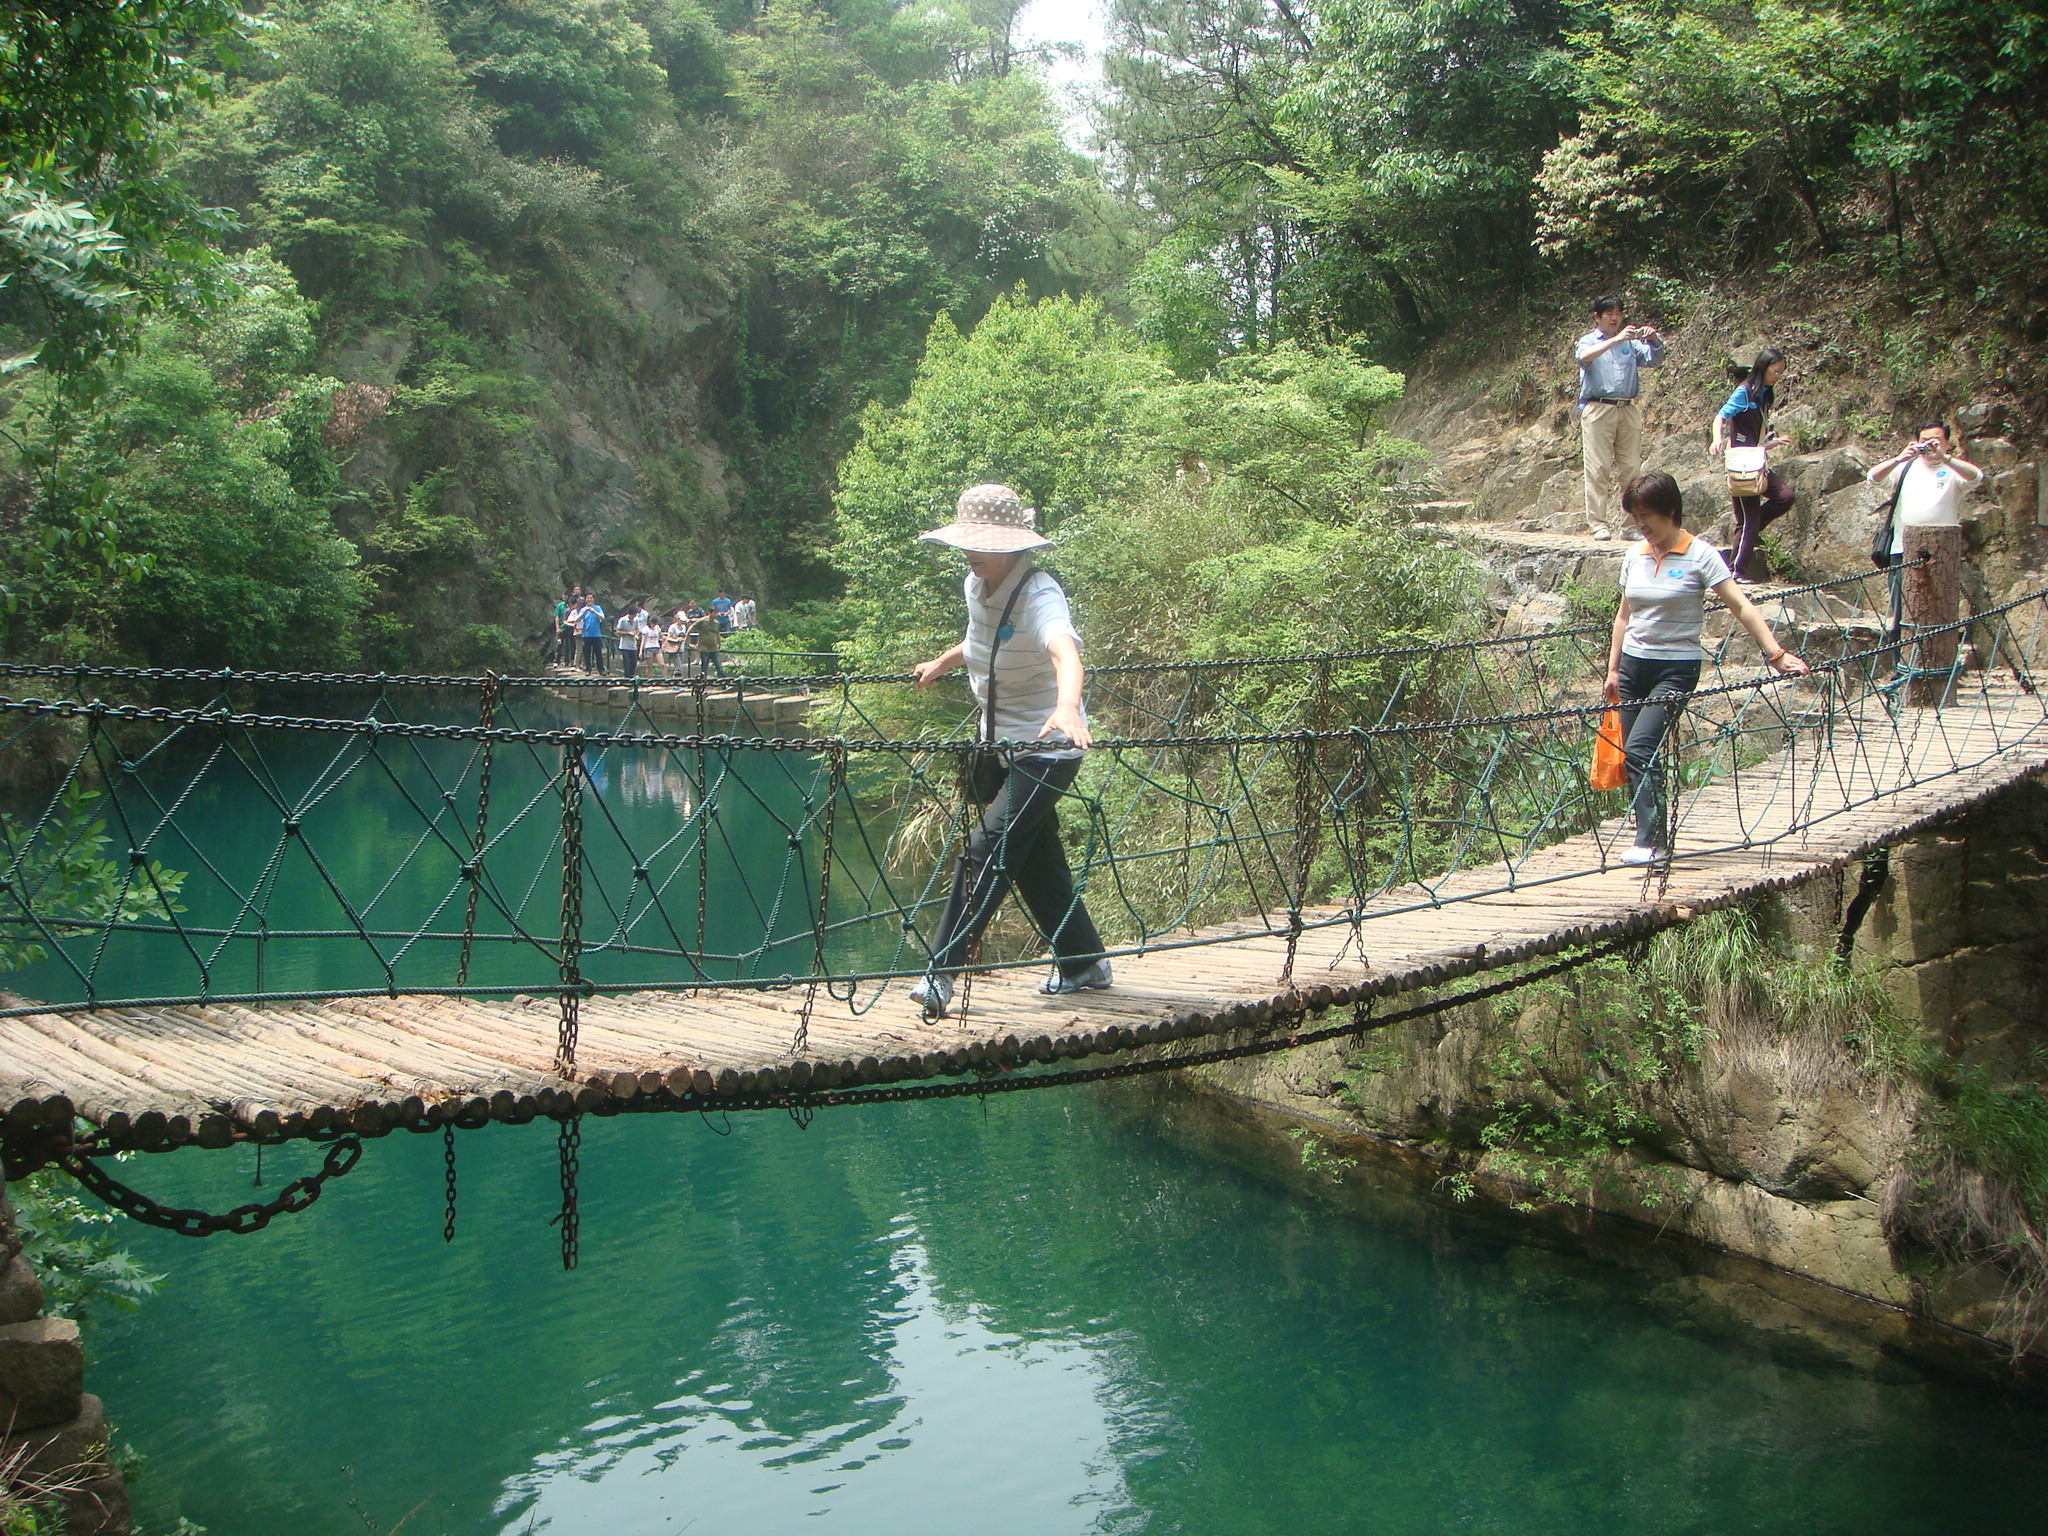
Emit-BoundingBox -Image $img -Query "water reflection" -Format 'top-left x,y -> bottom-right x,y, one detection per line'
88,1086 -> 2048,1536
499,1239 -> 1138,1534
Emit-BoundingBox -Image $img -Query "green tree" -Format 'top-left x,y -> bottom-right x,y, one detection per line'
833,292 -> 1167,655
1535,0 -> 1888,261
0,0 -> 258,387
1268,0 -> 1575,347
3,255 -> 368,665
832,292 -> 1469,670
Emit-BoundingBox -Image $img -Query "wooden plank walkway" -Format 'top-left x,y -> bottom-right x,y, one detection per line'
1,698 -> 2044,1153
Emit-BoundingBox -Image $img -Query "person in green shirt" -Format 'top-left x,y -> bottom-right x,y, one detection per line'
688,608 -> 727,678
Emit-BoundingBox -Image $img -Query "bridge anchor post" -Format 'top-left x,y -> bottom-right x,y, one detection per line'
1902,524 -> 1964,708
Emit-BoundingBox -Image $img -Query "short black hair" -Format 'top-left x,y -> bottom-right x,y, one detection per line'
1621,471 -> 1684,525
1592,295 -> 1623,316
1917,420 -> 1951,441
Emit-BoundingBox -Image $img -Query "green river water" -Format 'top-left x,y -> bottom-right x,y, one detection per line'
21,697 -> 2048,1534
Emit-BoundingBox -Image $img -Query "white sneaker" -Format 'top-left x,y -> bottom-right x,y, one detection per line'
1620,845 -> 1661,866
1042,958 -> 1113,995
909,972 -> 953,1019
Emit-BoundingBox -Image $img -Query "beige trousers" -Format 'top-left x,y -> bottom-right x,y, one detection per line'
1580,398 -> 1642,525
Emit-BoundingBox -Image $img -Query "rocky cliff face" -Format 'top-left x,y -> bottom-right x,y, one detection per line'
1193,777 -> 2048,1363
327,260 -> 751,652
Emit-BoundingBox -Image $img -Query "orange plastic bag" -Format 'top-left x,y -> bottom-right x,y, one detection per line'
1590,709 -> 1627,792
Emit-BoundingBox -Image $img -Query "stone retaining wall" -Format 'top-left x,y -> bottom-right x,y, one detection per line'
0,1192 -> 128,1535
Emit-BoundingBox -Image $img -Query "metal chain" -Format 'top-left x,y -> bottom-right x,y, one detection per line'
793,745 -> 845,1058
0,560 -> 1907,695
58,1136 -> 363,1237
442,1122 -> 458,1243
695,742 -> 709,953
3,590 -> 1999,753
1281,656 -> 1333,991
455,673 -> 499,991
556,1115 -> 582,1270
698,939 -> 1630,1115
557,736 -> 585,1079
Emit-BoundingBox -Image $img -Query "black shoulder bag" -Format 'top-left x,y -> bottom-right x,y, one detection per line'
1869,466 -> 1908,568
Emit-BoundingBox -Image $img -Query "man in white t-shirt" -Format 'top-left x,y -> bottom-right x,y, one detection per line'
1866,421 -> 1982,633
1867,420 -> 1983,556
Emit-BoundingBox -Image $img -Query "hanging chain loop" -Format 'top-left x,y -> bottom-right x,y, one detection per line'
455,672 -> 500,990
793,743 -> 845,1058
58,1136 -> 363,1238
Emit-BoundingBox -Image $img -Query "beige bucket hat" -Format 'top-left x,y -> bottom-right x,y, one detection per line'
918,483 -> 1054,553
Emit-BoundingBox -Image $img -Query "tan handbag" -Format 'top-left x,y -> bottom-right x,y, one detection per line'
1725,445 -> 1768,498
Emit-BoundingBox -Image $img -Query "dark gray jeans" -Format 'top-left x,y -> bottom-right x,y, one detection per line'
927,752 -> 1106,979
1618,653 -> 1699,850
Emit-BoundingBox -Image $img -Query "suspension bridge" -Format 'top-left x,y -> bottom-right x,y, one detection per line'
0,539 -> 2043,1252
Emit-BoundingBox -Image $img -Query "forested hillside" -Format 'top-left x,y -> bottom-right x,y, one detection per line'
3,0 -> 2044,670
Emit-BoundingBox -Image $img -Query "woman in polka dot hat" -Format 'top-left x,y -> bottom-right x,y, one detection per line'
907,484 -> 1111,1019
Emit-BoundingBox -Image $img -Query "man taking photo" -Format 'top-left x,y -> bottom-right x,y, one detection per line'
1575,296 -> 1665,535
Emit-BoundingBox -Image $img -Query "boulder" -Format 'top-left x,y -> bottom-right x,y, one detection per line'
1780,446 -> 1870,501
1955,401 -> 2006,434
1804,478 -> 1889,576
1727,343 -> 1769,376
0,1392 -> 108,1482
1773,403 -> 1821,447
0,1317 -> 83,1432
0,1255 -> 43,1326
54,1467 -> 130,1536
1670,1061 -> 1887,1199
1965,436 -> 2021,470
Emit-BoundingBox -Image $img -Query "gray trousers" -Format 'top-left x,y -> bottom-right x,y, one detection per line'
1618,654 -> 1699,850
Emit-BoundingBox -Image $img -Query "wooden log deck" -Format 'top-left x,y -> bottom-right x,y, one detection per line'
2,698 -> 2044,1154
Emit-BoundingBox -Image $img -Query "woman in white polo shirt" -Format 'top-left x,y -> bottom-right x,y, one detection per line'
1604,472 -> 1810,864
906,484 -> 1110,1019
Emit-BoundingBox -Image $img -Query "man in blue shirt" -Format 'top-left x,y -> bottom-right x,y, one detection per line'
1575,295 -> 1665,534
578,597 -> 607,673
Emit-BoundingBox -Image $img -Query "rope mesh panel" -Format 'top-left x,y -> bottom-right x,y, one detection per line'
0,566 -> 2039,1022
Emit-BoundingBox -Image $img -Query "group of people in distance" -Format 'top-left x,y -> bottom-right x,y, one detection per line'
1575,291 -> 1983,866
550,587 -> 757,679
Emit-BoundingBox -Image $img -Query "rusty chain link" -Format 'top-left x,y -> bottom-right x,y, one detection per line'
793,744 -> 845,1058
555,1115 -> 582,1270
1280,656 -> 1333,992
57,1136 -> 363,1238
455,673 -> 499,991
557,736 -> 585,1080
442,1123 -> 458,1243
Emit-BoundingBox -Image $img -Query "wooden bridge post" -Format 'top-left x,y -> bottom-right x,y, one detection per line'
1903,524 -> 1964,707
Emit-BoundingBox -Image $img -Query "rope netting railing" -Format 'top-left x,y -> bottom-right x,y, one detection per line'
0,564 -> 2040,1030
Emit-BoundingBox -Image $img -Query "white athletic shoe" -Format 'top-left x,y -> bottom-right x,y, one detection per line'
909,972 -> 954,1019
1619,845 -> 1661,866
1042,958 -> 1114,995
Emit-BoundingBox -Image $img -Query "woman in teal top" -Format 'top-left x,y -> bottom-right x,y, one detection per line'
1710,349 -> 1794,581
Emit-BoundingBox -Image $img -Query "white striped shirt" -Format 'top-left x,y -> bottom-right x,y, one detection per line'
962,561 -> 1083,754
